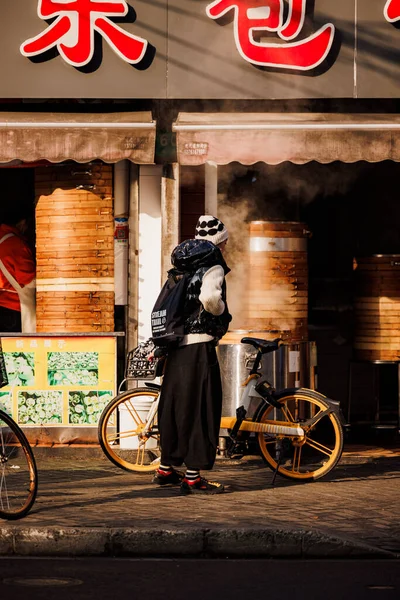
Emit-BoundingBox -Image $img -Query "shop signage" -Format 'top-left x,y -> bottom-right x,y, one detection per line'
20,0 -> 151,69
0,0 -> 399,98
0,336 -> 116,428
123,136 -> 151,150
384,0 -> 400,21
155,132 -> 177,163
183,142 -> 209,157
206,1 -> 335,72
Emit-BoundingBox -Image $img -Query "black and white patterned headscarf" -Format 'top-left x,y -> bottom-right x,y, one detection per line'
194,215 -> 228,246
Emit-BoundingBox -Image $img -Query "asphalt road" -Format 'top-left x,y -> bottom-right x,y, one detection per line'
0,558 -> 399,600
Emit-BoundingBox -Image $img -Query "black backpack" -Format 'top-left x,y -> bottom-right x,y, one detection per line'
150,270 -> 192,348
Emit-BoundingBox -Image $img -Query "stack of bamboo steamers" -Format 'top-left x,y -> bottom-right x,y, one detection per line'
223,221 -> 309,344
35,164 -> 114,332
354,255 -> 400,361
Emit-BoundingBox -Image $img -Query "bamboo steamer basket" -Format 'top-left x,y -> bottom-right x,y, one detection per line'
35,166 -> 114,333
240,221 -> 309,342
354,255 -> 400,361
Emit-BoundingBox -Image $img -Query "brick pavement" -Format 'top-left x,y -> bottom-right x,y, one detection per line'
1,444 -> 399,556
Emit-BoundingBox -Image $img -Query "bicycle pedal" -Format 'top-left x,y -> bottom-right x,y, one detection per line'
226,438 -> 246,459
229,406 -> 247,440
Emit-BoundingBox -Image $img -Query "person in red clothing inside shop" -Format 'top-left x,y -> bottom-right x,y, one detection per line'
0,206 -> 36,332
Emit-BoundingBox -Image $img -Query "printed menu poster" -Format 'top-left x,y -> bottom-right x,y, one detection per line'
0,337 -> 116,427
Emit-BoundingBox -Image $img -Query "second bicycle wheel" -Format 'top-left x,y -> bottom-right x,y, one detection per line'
98,388 -> 160,472
0,410 -> 38,520
257,389 -> 343,481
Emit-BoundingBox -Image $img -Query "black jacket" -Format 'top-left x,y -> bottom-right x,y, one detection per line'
170,239 -> 232,339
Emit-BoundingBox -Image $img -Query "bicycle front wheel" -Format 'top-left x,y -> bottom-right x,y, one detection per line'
0,410 -> 38,520
257,389 -> 343,481
98,388 -> 160,473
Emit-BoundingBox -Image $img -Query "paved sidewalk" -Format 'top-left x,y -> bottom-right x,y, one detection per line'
1,444 -> 399,558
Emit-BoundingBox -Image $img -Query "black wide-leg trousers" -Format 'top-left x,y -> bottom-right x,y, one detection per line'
158,342 -> 222,471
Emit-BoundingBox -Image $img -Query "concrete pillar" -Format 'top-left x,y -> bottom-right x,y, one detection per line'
205,161 -> 218,216
127,163 -> 139,352
138,165 -> 163,343
161,163 -> 180,280
114,160 -> 130,216
114,160 -> 130,306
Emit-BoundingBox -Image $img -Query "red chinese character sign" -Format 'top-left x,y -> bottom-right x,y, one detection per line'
20,0 -> 154,70
384,0 -> 400,22
206,0 -> 335,71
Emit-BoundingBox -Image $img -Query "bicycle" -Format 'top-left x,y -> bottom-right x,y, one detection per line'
98,337 -> 345,482
0,406 -> 38,519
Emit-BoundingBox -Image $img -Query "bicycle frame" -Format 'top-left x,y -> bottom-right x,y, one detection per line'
141,392 -> 159,437
132,342 -> 347,445
220,374 -> 305,437
100,340 -> 344,479
138,365 -> 306,440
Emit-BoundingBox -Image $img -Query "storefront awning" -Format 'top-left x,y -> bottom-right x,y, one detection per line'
0,112 -> 156,164
173,113 -> 400,166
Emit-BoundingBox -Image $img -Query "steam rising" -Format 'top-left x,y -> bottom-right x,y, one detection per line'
218,161 -> 366,339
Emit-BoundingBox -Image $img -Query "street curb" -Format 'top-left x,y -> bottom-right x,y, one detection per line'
0,527 -> 398,559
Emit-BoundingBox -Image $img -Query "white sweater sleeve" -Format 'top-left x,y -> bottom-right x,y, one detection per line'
199,265 -> 225,316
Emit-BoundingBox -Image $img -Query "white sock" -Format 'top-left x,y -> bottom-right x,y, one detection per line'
185,469 -> 200,481
159,464 -> 172,473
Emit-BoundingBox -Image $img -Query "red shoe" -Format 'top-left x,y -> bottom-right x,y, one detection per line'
180,477 -> 224,495
152,469 -> 184,486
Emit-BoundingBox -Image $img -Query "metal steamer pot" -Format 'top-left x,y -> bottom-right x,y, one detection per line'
217,337 -> 317,419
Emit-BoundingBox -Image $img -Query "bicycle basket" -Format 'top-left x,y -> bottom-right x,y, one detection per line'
125,339 -> 159,380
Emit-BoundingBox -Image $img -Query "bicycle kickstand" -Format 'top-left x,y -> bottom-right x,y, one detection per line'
271,440 -> 283,486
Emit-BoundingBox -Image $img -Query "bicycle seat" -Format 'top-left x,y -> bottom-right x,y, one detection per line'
241,337 -> 283,353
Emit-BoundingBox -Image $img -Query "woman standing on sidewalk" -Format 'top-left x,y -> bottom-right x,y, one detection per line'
153,215 -> 232,495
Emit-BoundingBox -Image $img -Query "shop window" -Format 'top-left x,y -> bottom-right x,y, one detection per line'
35,163 -> 114,333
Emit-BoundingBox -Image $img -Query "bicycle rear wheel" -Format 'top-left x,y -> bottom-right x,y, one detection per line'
257,389 -> 343,481
98,388 -> 160,472
0,410 -> 38,520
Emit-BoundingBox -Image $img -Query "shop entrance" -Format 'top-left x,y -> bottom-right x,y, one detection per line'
0,167 -> 35,333
179,160 -> 400,434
